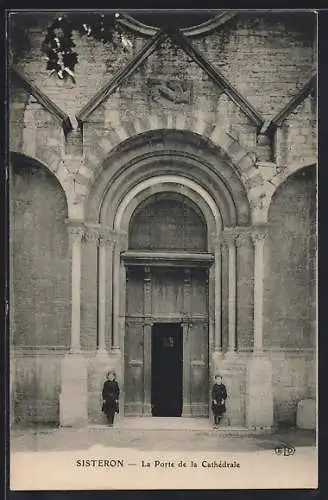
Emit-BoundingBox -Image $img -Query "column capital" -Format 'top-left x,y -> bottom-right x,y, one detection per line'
66,219 -> 85,242
235,232 -> 251,248
183,267 -> 192,282
222,228 -> 238,247
84,226 -> 100,244
83,224 -> 118,246
98,228 -> 117,247
251,225 -> 268,245
144,266 -> 152,276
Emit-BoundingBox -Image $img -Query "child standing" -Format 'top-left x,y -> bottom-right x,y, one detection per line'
211,374 -> 227,427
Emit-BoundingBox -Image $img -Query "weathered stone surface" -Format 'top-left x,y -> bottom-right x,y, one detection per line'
296,399 -> 316,430
10,12 -> 317,427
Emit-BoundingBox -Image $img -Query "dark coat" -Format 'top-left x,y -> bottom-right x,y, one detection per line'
211,383 -> 227,415
102,380 -> 120,414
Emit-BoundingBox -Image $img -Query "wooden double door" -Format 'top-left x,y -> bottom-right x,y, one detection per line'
124,266 -> 209,417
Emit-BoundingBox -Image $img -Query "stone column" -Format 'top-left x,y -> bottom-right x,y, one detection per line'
97,230 -> 115,354
246,225 -> 273,429
182,268 -> 192,417
109,231 -> 127,418
214,239 -> 222,351
60,221 -> 88,427
112,235 -> 121,351
223,231 -> 237,354
69,223 -> 84,353
111,231 -> 128,352
143,267 -> 152,416
251,227 -> 267,353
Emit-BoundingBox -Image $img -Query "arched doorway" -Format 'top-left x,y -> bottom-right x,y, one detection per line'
123,192 -> 211,417
85,129 -> 253,425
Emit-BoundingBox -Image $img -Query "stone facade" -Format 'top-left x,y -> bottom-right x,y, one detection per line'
10,11 -> 317,428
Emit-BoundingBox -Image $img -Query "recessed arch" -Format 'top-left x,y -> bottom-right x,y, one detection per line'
268,163 -> 316,219
85,129 -> 252,227
264,162 -> 316,350
9,150 -> 79,218
113,178 -> 220,254
114,175 -> 221,234
10,150 -> 71,349
128,192 -> 208,252
10,151 -> 69,213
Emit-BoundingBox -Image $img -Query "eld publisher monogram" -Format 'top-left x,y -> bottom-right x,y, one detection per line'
274,445 -> 296,456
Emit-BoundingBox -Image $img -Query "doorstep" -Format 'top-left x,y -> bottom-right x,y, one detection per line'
87,417 -> 270,435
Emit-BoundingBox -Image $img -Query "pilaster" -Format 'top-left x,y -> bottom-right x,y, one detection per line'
222,229 -> 237,355
143,267 -> 152,416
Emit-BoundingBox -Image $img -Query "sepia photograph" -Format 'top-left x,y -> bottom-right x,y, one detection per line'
8,9 -> 317,490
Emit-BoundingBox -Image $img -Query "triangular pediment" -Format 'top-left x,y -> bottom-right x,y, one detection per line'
75,26 -> 264,129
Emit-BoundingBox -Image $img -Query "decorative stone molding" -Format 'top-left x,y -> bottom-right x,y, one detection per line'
222,232 -> 236,248
235,231 -> 251,248
117,12 -> 237,38
222,226 -> 252,246
83,225 -> 100,244
251,225 -> 268,245
66,220 -> 85,242
82,115 -> 260,192
82,224 -> 119,247
112,174 -> 221,237
263,71 -> 316,135
99,228 -> 117,247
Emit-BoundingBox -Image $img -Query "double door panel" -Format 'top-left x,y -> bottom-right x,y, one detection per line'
124,267 -> 208,417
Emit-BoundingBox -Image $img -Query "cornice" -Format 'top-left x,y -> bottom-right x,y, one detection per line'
261,71 -> 317,135
117,12 -> 237,38
75,29 -> 167,124
11,64 -> 73,134
121,250 -> 214,268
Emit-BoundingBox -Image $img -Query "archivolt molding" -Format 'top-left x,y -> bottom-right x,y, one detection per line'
98,152 -> 242,229
82,113 -> 259,186
79,113 -> 265,220
114,176 -> 221,248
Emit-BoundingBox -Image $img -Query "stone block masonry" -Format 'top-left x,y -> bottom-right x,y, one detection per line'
9,11 -> 317,428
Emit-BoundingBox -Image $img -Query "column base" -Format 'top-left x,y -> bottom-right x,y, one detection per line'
60,353 -> 88,427
142,403 -> 152,417
110,346 -> 121,353
95,348 -> 110,358
182,404 -> 192,417
225,350 -> 238,360
246,354 -> 274,429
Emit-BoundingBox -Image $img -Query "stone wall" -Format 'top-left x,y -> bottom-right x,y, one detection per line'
10,12 -> 317,427
12,350 -> 64,426
264,165 -> 316,349
211,350 -> 315,427
11,157 -> 71,348
11,12 -> 316,169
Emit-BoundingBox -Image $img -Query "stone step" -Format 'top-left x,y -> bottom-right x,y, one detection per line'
87,425 -> 271,436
